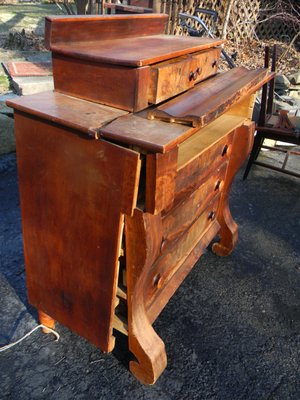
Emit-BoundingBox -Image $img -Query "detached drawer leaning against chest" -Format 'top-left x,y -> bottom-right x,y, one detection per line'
7,14 -> 274,384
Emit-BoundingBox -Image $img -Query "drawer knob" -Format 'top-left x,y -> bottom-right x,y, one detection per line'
189,67 -> 201,81
214,180 -> 222,191
208,211 -> 216,221
212,60 -> 218,68
222,144 -> 229,156
160,239 -> 167,252
153,273 -> 162,289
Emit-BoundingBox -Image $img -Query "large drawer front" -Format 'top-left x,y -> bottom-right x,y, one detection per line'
176,130 -> 234,200
148,47 -> 221,104
162,162 -> 227,244
145,193 -> 221,312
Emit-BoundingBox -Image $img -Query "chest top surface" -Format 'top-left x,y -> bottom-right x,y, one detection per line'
45,14 -> 224,67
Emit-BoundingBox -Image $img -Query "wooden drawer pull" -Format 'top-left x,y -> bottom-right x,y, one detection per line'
208,210 -> 216,221
212,60 -> 218,68
214,180 -> 222,191
153,273 -> 162,289
189,67 -> 201,81
160,239 -> 167,252
221,144 -> 229,156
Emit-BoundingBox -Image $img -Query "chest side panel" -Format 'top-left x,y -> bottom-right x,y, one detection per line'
14,111 -> 140,351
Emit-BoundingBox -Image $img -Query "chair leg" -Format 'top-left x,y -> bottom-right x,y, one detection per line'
254,135 -> 264,161
243,133 -> 264,179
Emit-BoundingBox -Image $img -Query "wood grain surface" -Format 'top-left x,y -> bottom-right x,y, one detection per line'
145,194 -> 221,322
99,69 -> 272,153
50,35 -> 224,67
52,54 -> 150,112
146,147 -> 178,214
6,91 -> 128,136
99,113 -> 194,153
212,121 -> 255,256
14,111 -> 140,352
148,68 -> 274,126
148,48 -> 221,104
45,14 -> 168,50
125,209 -> 167,384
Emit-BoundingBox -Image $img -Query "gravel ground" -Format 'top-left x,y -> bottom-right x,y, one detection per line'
0,150 -> 300,399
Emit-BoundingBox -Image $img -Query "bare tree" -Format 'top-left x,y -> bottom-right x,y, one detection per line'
222,0 -> 235,39
257,0 -> 300,28
257,0 -> 300,43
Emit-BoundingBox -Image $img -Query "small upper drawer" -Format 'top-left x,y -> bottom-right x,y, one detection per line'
191,47 -> 220,84
148,48 -> 221,105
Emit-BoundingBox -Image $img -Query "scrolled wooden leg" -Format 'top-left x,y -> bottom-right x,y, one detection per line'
212,196 -> 238,256
125,209 -> 167,384
38,310 -> 56,334
129,302 -> 167,385
213,121 -> 255,256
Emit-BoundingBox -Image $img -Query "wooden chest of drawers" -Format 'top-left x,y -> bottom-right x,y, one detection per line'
7,14 -> 274,384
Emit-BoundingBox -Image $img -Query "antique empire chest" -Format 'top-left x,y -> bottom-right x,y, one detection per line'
7,14 -> 274,384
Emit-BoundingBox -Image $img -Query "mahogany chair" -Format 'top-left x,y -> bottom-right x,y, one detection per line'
243,46 -> 300,179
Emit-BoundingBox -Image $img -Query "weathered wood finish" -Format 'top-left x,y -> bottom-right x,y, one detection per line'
145,147 -> 178,214
174,114 -> 247,200
125,196 -> 221,383
14,110 -> 140,352
6,91 -> 128,136
7,14 -> 271,386
45,14 -> 168,50
52,54 -> 150,112
125,210 -> 167,385
212,121 -> 255,256
146,195 -> 221,322
49,35 -> 224,68
124,121 -> 255,384
148,68 -> 274,126
148,55 -> 194,104
163,164 -> 227,244
47,14 -> 223,111
51,37 -> 222,111
148,48 -> 221,104
192,48 -> 221,83
99,113 -> 194,153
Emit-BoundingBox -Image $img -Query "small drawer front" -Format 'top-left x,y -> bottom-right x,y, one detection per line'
191,47 -> 221,84
148,55 -> 194,104
148,48 -> 221,105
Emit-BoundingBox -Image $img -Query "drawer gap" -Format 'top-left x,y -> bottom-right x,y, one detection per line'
177,113 -> 246,170
113,219 -> 128,336
113,297 -> 128,336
